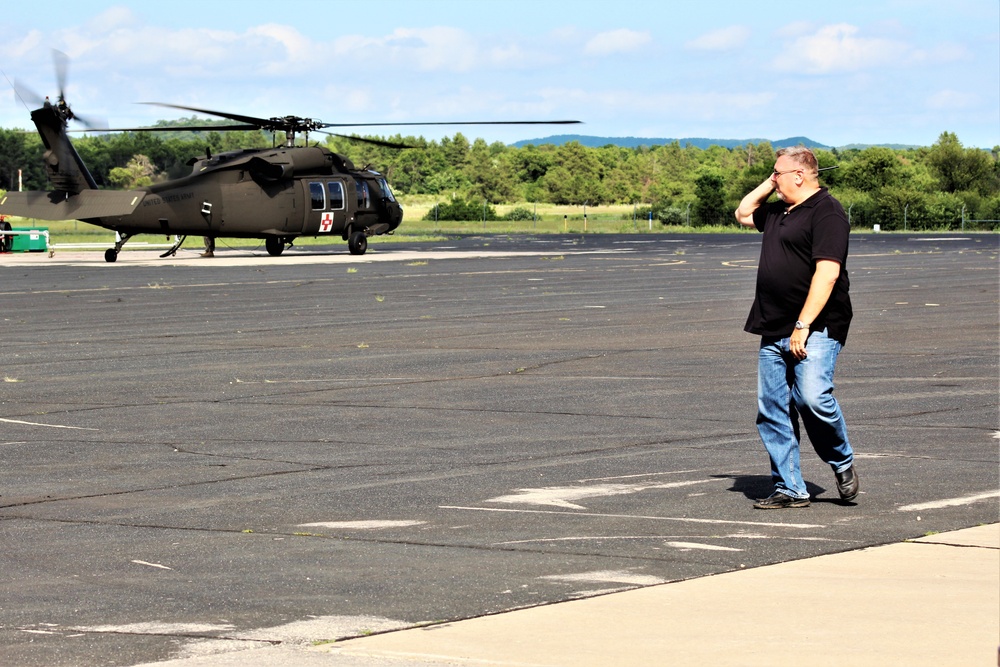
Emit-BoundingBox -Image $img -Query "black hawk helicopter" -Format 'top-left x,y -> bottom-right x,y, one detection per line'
1,53 -> 580,262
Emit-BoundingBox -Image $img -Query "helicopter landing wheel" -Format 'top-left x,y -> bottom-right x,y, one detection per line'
348,231 -> 368,255
104,248 -> 118,263
265,237 -> 285,256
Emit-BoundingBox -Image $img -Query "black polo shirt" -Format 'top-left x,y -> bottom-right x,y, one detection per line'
744,187 -> 853,344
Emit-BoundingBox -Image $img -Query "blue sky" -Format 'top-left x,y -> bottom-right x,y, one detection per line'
1,0 -> 997,148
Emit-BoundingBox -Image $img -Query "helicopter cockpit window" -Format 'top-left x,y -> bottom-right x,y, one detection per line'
355,179 -> 370,209
378,178 -> 396,202
309,182 -> 325,210
327,182 -> 345,210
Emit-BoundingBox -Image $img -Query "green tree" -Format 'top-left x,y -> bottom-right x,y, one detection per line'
843,147 -> 906,193
542,141 -> 605,204
926,132 -> 999,195
465,139 -> 516,203
108,155 -> 157,188
693,170 -> 727,226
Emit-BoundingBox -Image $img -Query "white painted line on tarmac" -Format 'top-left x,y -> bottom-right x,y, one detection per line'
441,505 -> 825,529
578,470 -> 703,483
132,560 -> 173,570
297,520 -> 426,530
0,417 -> 98,431
498,534 -> 851,546
897,490 -> 1000,512
663,541 -> 743,552
540,570 -> 667,586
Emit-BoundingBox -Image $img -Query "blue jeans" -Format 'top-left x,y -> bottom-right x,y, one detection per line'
756,328 -> 854,499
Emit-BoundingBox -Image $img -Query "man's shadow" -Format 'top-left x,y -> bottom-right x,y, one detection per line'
713,474 -> 848,504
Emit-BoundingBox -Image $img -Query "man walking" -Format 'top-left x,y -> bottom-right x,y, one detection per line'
735,146 -> 859,509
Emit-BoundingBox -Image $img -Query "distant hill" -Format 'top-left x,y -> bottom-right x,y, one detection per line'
510,135 -> 832,150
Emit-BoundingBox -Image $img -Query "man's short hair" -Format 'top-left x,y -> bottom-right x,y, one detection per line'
776,146 -> 819,179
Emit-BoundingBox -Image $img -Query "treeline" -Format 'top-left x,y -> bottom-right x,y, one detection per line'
1,126 -> 997,230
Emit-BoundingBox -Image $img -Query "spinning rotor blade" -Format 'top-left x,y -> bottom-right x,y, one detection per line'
52,49 -> 69,103
12,78 -> 44,109
12,50 -> 107,130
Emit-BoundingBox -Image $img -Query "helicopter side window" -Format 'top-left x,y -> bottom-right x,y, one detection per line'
327,182 -> 345,210
309,182 -> 325,210
355,179 -> 370,209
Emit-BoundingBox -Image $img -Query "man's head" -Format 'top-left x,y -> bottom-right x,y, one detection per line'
771,146 -> 820,204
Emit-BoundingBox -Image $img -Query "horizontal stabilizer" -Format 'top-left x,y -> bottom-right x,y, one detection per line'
0,190 -> 146,220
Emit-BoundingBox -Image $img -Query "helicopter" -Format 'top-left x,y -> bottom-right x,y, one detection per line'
0,53 -> 581,262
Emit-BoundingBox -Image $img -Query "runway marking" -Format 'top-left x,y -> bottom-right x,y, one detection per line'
485,479 -> 718,510
539,570 -> 667,586
132,560 -> 173,570
297,520 -> 426,530
663,541 -> 742,551
578,470 -> 703,483
897,490 -> 1000,512
910,237 -> 970,242
498,534 -> 850,546
441,506 -> 825,529
0,418 -> 98,431
84,621 -> 234,634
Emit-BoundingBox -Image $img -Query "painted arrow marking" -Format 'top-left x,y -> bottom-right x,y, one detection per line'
485,479 -> 717,510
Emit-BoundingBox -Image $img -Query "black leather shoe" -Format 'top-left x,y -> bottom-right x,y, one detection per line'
753,492 -> 810,509
835,465 -> 859,502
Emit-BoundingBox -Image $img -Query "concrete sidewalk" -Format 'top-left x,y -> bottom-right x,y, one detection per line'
137,524 -> 999,666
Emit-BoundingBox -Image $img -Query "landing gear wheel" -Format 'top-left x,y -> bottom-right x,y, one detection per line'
104,248 -> 118,263
265,237 -> 284,256
348,231 -> 368,255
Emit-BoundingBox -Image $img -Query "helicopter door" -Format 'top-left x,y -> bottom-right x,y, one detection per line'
303,180 -> 348,236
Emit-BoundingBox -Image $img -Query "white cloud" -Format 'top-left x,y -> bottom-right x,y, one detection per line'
7,29 -> 43,58
248,24 -> 315,65
926,89 -> 979,110
584,29 -> 651,56
774,23 -> 909,73
685,26 -> 750,52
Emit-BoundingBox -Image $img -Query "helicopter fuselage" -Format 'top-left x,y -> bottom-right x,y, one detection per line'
95,146 -> 403,246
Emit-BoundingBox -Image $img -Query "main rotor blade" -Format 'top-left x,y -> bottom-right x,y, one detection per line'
320,120 -> 582,128
315,130 -> 415,149
72,124 -> 261,134
141,102 -> 581,133
139,102 -> 277,128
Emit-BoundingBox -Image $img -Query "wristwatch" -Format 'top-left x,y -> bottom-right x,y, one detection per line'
794,320 -> 809,330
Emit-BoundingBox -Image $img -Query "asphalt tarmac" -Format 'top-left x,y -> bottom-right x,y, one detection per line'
1,232 -> 997,666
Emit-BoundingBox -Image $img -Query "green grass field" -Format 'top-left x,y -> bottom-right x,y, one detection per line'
2,198 -> 753,252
